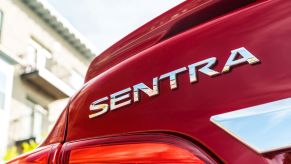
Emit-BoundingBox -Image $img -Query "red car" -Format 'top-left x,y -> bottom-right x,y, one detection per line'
8,0 -> 291,163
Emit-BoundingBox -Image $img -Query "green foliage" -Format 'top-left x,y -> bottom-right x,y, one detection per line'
3,140 -> 38,161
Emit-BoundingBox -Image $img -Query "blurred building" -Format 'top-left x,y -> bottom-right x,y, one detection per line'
0,0 -> 95,160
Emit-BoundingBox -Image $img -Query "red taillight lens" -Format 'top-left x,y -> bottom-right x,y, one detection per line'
68,143 -> 205,163
6,146 -> 51,164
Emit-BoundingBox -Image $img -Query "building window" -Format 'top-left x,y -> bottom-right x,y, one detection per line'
32,105 -> 48,143
0,59 -> 13,110
0,59 -> 13,162
0,72 -> 6,109
69,69 -> 83,90
25,39 -> 52,71
0,10 -> 3,41
11,97 -> 49,143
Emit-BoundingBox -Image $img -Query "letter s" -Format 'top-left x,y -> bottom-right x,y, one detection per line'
89,97 -> 109,119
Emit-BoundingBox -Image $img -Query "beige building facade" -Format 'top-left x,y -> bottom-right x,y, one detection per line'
0,0 -> 95,161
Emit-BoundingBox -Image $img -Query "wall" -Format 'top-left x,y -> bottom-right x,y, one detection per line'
0,0 -> 92,160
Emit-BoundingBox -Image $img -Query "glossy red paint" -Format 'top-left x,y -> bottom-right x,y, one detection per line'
66,0 -> 291,163
85,0 -> 257,82
11,0 -> 291,163
41,106 -> 68,145
6,143 -> 64,164
6,145 -> 51,164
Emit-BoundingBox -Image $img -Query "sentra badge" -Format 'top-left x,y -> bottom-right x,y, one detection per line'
89,47 -> 260,119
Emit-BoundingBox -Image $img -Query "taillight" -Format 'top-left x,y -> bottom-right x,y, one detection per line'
6,145 -> 51,164
69,143 -> 204,163
61,134 -> 217,163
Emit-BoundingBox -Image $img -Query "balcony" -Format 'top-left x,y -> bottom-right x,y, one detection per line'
9,98 -> 48,143
20,39 -> 83,99
21,57 -> 83,99
22,69 -> 71,99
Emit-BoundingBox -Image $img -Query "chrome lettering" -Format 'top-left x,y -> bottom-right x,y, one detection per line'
133,77 -> 159,102
222,47 -> 260,73
188,57 -> 219,83
89,97 -> 109,118
89,47 -> 260,119
160,67 -> 187,90
110,88 -> 131,110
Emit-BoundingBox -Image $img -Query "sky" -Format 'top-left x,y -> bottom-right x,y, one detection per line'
47,0 -> 184,55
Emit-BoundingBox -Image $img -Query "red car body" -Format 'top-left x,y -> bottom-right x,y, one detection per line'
8,0 -> 291,163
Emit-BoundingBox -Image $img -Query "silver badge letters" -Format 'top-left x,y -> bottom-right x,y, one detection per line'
89,47 -> 260,118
